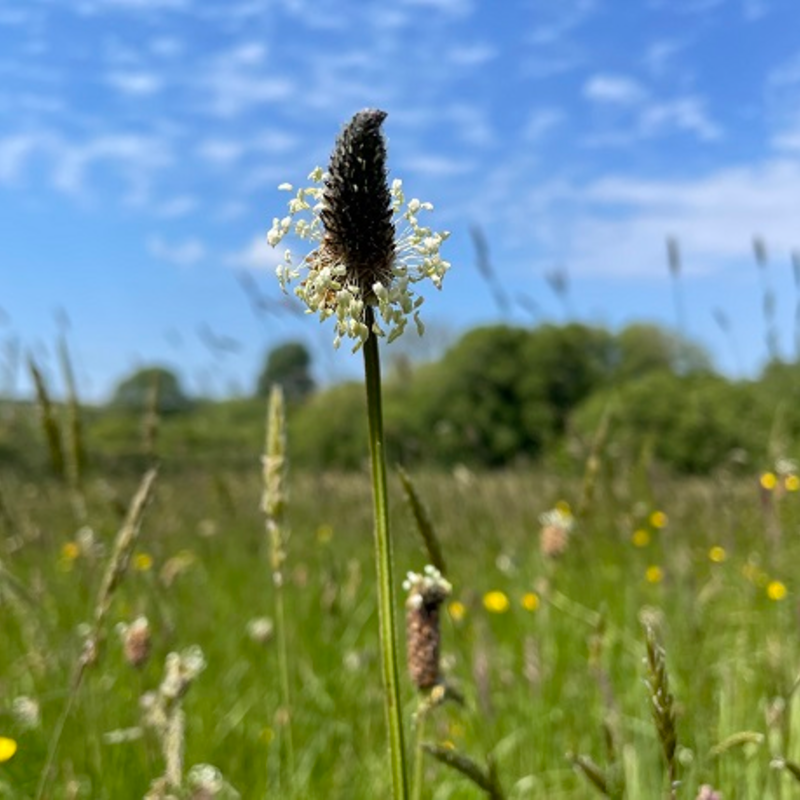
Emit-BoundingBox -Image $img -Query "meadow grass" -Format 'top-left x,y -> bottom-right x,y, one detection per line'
2,450 -> 800,797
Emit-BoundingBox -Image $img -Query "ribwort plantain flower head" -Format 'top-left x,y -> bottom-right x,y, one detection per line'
269,109 -> 450,350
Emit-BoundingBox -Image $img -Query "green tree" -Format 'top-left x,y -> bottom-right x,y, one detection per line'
256,341 -> 315,403
613,323 -> 711,381
574,372 -> 766,472
518,323 -> 616,440
110,366 -> 191,414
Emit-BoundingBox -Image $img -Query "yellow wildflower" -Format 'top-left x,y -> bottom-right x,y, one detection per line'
645,565 -> 664,584
554,499 -> 572,517
316,524 -> 334,544
708,546 -> 727,563
448,721 -> 465,739
767,580 -> 787,601
761,472 -> 778,491
631,529 -> 650,548
133,552 -> 153,572
785,475 -> 800,492
649,511 -> 668,529
0,737 -> 17,763
260,727 -> 275,745
483,591 -> 510,614
61,541 -> 80,560
521,592 -> 540,612
447,601 -> 466,622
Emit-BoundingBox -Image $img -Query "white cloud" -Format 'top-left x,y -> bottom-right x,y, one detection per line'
528,0 -> 597,45
215,201 -> 248,221
401,0 -> 474,15
252,130 -> 297,154
197,47 -> 294,117
77,0 -> 189,12
581,93 -> 722,145
584,74 -> 646,105
147,235 -> 206,266
771,115 -> 800,151
446,43 -> 497,67
149,36 -> 183,57
106,71 -> 163,95
643,39 -> 689,78
443,104 -> 494,147
647,0 -> 724,12
227,42 -> 266,65
52,134 -> 173,196
530,159 -> 800,278
0,131 -> 173,199
196,139 -> 244,166
401,154 -> 474,177
522,52 -> 584,79
639,97 -> 722,141
155,195 -> 198,218
0,134 -> 48,183
224,236 -> 283,270
522,108 -> 564,142
768,53 -> 800,91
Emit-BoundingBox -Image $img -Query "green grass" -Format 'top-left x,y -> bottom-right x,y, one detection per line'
2,452 -> 800,797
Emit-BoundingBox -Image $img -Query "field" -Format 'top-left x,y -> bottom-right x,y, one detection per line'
3,402 -> 800,799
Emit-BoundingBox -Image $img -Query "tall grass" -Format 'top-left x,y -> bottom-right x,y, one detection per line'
3,444 -> 800,796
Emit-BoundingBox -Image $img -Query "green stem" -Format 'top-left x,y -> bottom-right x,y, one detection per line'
273,560 -> 296,790
363,306 -> 409,799
412,705 -> 428,800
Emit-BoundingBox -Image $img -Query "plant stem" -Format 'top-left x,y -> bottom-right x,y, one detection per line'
412,705 -> 428,800
263,386 -> 296,792
363,305 -> 409,799
273,567 -> 296,788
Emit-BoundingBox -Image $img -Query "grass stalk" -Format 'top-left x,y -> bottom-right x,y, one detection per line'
35,467 -> 158,799
412,706 -> 428,800
262,385 -> 296,789
27,355 -> 65,478
363,304 -> 409,800
57,335 -> 87,521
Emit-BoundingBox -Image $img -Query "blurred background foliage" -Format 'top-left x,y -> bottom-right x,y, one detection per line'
2,321 -> 797,476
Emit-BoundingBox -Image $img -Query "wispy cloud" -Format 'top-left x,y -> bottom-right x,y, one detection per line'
105,71 -> 164,95
584,74 -> 646,105
147,235 -> 206,266
771,115 -> 800,151
445,43 -> 497,66
528,0 -> 597,45
0,133 -> 50,183
639,97 -> 721,140
196,45 -> 293,117
76,0 -> 190,13
195,139 -> 245,166
581,75 -> 722,144
443,103 -> 494,147
224,235 -> 282,270
52,134 -> 173,198
401,153 -> 475,177
522,108 -> 564,142
401,0 -> 475,16
643,38 -> 690,77
533,158 -> 800,277
155,195 -> 198,218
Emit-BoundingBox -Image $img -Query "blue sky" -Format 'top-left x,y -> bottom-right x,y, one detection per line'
3,0 -> 800,401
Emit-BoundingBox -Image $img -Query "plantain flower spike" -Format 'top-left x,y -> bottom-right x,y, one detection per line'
269,109 -> 450,350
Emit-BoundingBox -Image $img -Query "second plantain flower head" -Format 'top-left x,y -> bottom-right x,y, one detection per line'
268,109 -> 450,350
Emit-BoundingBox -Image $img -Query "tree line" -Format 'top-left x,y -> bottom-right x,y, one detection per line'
109,322 -> 800,474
